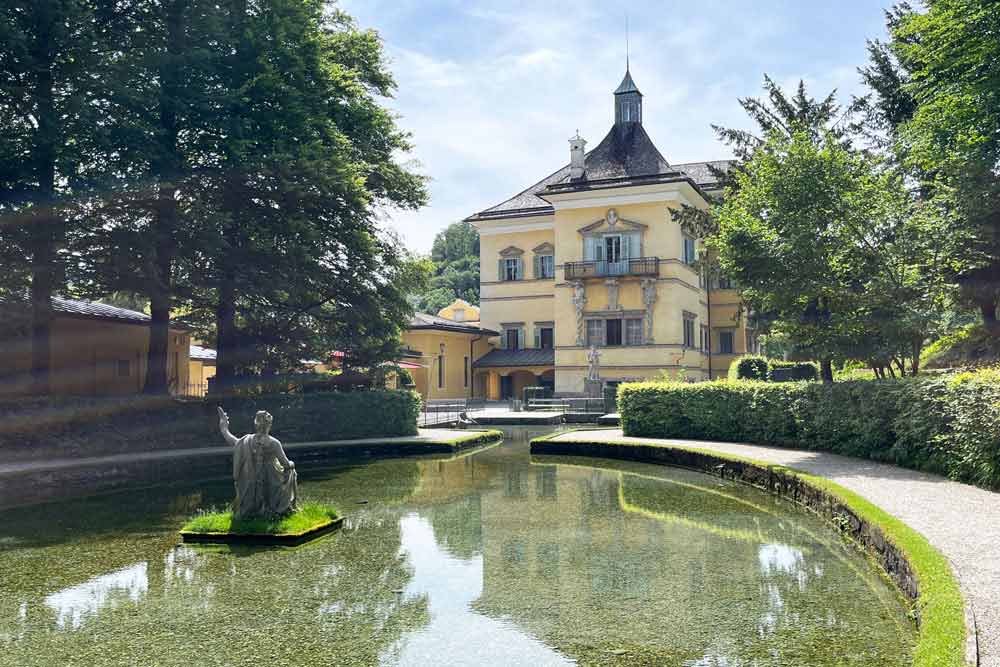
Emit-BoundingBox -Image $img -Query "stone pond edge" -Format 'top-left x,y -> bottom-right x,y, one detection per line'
529,430 -> 974,667
180,515 -> 345,546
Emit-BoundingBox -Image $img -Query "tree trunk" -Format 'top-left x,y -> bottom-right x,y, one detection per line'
980,298 -> 1000,334
144,293 -> 171,394
214,279 -> 238,394
28,2 -> 58,396
142,0 -> 185,395
910,340 -> 922,377
820,358 -> 834,384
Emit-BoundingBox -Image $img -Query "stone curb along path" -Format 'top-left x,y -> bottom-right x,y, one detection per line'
545,428 -> 993,667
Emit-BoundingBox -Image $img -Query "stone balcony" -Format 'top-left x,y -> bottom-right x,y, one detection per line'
563,256 -> 660,280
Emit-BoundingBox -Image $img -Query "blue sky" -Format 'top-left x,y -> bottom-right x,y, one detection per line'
339,1 -> 893,253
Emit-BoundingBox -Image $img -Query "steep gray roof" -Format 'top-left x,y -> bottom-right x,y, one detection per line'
408,312 -> 498,336
52,296 -> 151,323
466,153 -> 733,222
571,123 -> 671,181
472,348 -> 554,368
614,70 -> 641,95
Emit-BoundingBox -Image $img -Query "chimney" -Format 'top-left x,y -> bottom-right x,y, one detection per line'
569,131 -> 587,180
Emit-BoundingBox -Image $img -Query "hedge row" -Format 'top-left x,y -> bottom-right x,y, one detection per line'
728,355 -> 819,382
221,389 -> 421,441
0,389 -> 421,462
619,368 -> 1000,490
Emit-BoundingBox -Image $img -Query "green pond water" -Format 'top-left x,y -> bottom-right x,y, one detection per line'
0,427 -> 914,666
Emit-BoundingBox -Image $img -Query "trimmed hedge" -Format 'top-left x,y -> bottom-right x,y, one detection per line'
221,389 -> 421,441
728,355 -> 819,382
728,354 -> 769,381
619,368 -> 1000,490
0,389 -> 422,462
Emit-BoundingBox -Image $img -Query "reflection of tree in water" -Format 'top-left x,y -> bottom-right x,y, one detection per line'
0,460 -> 432,666
471,464 -> 913,667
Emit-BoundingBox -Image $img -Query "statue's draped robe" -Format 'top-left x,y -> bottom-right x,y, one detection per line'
232,434 -> 298,519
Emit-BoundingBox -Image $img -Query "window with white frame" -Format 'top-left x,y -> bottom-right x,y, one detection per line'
719,329 -> 735,354
535,254 -> 554,279
683,313 -> 696,348
585,319 -> 604,347
502,257 -> 520,281
503,326 -> 522,350
625,318 -> 643,346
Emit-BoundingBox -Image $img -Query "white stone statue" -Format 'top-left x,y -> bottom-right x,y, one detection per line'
218,407 -> 299,519
572,280 -> 588,345
641,278 -> 658,342
587,345 -> 601,382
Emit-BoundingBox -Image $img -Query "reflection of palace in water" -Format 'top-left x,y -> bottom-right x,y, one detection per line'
0,441 -> 911,666
410,441 -> 910,665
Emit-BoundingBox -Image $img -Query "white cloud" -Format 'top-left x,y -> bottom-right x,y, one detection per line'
342,0 -> 891,252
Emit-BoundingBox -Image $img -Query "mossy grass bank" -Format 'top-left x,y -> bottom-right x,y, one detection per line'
530,432 -> 969,667
180,502 -> 342,545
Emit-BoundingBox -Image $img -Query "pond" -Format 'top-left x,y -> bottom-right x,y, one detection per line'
0,427 -> 914,666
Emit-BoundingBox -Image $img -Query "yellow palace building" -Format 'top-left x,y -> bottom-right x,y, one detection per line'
466,69 -> 755,398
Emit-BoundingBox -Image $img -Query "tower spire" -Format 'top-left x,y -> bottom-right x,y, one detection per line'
625,15 -> 630,71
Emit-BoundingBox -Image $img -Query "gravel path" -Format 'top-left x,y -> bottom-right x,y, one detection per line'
552,428 -> 996,667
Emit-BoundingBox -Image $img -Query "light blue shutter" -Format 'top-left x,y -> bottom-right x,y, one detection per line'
515,257 -> 524,280
584,236 -> 595,261
534,327 -> 540,349
630,232 -> 641,258
498,258 -> 506,281
533,255 -> 541,279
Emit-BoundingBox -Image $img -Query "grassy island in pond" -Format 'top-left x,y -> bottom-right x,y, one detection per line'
180,502 -> 342,545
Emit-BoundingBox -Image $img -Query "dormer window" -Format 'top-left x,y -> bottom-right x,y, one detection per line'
453,309 -> 465,322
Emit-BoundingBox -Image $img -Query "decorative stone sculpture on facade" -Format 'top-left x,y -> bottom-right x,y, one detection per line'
572,280 -> 588,345
587,345 -> 601,382
217,407 -> 299,519
605,278 -> 620,311
641,277 -> 657,343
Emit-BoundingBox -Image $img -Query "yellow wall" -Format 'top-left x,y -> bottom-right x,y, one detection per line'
437,299 -> 480,323
0,316 -> 191,396
401,329 -> 493,401
474,184 -> 751,393
479,225 -> 557,340
188,360 -> 216,396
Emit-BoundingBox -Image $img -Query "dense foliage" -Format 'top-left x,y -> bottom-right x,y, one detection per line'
0,0 -> 428,394
715,130 -> 951,381
222,389 -> 421,441
619,369 -> 1000,489
728,355 -> 818,382
416,221 -> 480,314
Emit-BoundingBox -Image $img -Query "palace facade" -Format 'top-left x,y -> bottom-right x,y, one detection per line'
466,69 -> 755,398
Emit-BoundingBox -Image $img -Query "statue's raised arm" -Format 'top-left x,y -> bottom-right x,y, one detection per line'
218,407 -> 238,447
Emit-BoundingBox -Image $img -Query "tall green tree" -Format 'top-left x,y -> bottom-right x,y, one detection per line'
887,0 -> 1000,332
0,0 -> 113,393
715,131 -> 950,381
417,221 -> 480,313
186,1 -> 426,387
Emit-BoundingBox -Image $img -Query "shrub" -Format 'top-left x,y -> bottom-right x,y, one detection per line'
767,359 -> 819,382
728,355 -> 769,381
0,389 -> 422,461
727,356 -> 818,382
395,368 -> 415,387
221,389 -> 421,441
618,368 -> 1000,490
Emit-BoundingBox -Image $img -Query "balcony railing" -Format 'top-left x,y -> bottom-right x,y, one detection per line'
563,257 -> 660,280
